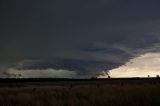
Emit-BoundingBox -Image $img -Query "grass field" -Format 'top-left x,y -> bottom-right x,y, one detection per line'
0,83 -> 160,106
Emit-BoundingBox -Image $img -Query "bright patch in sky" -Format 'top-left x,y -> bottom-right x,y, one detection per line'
109,53 -> 160,78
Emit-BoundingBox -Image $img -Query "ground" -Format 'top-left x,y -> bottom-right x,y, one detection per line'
0,79 -> 160,106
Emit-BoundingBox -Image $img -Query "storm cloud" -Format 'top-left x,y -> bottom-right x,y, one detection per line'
1,0 -> 160,78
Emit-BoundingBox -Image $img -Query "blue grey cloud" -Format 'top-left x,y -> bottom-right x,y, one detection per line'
1,0 -> 160,77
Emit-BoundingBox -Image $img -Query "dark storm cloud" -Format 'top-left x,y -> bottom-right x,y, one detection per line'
1,0 -> 160,77
12,59 -> 118,77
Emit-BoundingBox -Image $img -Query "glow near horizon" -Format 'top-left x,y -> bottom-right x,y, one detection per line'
7,68 -> 76,78
108,53 -> 160,78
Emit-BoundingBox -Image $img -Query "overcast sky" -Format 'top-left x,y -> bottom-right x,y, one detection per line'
1,0 -> 160,78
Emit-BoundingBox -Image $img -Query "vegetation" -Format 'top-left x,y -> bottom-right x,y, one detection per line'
0,83 -> 160,106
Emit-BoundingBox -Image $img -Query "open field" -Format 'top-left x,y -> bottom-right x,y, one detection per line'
0,78 -> 160,106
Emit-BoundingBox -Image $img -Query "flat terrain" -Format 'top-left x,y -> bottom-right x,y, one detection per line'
0,78 -> 160,106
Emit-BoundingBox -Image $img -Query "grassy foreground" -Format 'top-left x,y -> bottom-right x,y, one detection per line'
0,84 -> 160,106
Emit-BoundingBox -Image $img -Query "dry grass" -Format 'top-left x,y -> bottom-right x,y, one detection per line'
0,84 -> 160,106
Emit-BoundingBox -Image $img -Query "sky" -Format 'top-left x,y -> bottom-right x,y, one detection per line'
98,53 -> 160,78
1,0 -> 160,78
